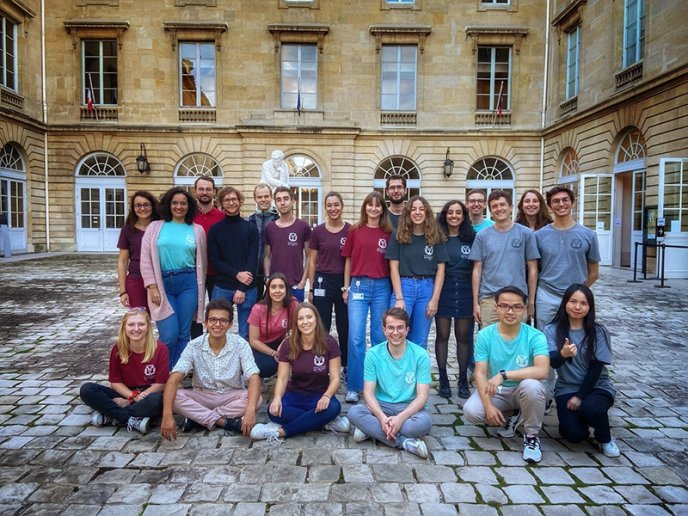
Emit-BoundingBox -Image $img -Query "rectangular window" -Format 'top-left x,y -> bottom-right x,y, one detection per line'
82,40 -> 118,105
566,26 -> 580,100
623,0 -> 644,67
179,42 -> 216,107
482,0 -> 509,4
661,159 -> 688,233
0,16 -> 17,91
477,46 -> 511,111
281,44 -> 317,110
386,0 -> 415,3
381,45 -> 417,111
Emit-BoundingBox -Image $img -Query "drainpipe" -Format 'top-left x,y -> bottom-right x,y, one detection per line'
539,0 -> 551,191
41,0 -> 50,251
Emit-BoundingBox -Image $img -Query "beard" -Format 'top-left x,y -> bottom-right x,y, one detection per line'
389,197 -> 405,205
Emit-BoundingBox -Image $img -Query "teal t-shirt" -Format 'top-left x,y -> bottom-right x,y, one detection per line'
472,219 -> 494,232
474,323 -> 548,387
158,221 -> 196,272
363,340 -> 431,404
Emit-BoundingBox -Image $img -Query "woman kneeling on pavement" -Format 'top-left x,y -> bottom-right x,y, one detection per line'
251,302 -> 350,441
80,308 -> 169,434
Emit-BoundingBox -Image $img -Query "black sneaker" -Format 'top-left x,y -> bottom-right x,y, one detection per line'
182,418 -> 203,433
223,417 -> 243,435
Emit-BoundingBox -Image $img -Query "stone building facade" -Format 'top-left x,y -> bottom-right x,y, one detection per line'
0,0 -> 686,276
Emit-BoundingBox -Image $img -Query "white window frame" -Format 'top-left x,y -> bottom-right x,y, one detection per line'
658,158 -> 688,234
477,46 -> 512,111
0,15 -> 17,91
481,0 -> 510,4
82,40 -> 118,106
623,0 -> 644,68
179,42 -> 216,108
281,43 -> 318,110
380,45 -> 417,112
566,26 -> 580,100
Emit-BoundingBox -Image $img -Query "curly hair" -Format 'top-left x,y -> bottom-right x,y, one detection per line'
395,196 -> 446,245
124,190 -> 160,228
159,187 -> 197,224
437,200 -> 476,243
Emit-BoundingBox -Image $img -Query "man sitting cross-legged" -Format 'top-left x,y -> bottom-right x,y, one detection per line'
160,298 -> 262,440
348,307 -> 432,459
462,286 -> 549,463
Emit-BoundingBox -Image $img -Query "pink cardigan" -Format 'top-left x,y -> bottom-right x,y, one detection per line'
140,220 -> 207,323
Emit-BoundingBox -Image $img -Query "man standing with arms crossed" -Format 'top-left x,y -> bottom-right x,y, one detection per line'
385,175 -> 407,229
263,186 -> 311,302
248,183 -> 278,300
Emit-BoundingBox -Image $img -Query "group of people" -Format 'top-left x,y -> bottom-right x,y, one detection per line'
80,174 -> 619,463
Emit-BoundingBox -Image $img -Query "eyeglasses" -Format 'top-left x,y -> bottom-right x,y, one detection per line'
385,325 -> 407,333
222,197 -> 240,204
468,199 -> 485,205
550,198 -> 571,206
496,303 -> 525,313
207,317 -> 230,326
134,203 -> 152,209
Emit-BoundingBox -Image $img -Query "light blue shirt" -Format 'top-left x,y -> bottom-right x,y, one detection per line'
472,218 -> 495,232
363,340 -> 431,404
158,221 -> 196,271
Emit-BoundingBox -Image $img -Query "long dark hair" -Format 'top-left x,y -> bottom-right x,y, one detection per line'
259,273 -> 294,338
125,190 -> 160,228
352,191 -> 392,232
551,284 -> 602,362
515,189 -> 552,231
437,200 -> 476,243
159,187 -> 197,224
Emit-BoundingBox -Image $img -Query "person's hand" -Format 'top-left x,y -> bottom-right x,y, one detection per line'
297,280 -> 306,290
473,304 -> 482,325
485,404 -> 506,427
485,373 -> 504,397
315,395 -> 331,413
271,350 -> 279,363
119,293 -> 130,308
241,411 -> 256,436
394,297 -> 405,309
567,396 -> 582,411
269,399 -> 282,418
527,302 -> 535,319
236,271 -> 253,286
233,290 -> 246,305
113,397 -> 129,408
561,338 -> 577,358
134,391 -> 149,403
160,413 -> 178,441
342,290 -> 349,304
308,291 -> 314,302
149,285 -> 161,306
384,414 -> 404,441
426,298 -> 438,319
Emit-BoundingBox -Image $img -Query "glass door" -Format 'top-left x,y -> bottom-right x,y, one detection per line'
580,174 -> 613,265
76,182 -> 126,251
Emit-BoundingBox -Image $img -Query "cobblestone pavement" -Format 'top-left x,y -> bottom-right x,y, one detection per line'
0,254 -> 687,515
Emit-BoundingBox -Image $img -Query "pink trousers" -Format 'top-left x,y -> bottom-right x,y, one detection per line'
174,388 -> 263,430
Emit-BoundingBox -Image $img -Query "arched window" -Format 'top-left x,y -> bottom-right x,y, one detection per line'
559,147 -> 580,177
286,154 -> 322,227
77,152 -> 126,176
0,143 -> 27,251
0,144 -> 23,171
373,155 -> 421,199
174,153 -> 223,187
615,128 -> 646,165
466,157 -> 515,215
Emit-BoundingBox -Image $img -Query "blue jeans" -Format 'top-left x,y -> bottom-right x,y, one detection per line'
312,272 -> 349,366
347,276 -> 391,392
390,276 -> 434,349
211,286 -> 257,340
79,383 -> 163,425
253,338 -> 282,378
268,391 -> 341,437
157,269 -> 198,368
292,287 -> 305,303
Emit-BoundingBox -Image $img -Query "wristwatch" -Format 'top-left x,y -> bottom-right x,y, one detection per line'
500,370 -> 508,381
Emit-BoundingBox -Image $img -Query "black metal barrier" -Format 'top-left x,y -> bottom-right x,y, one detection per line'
629,241 -> 688,287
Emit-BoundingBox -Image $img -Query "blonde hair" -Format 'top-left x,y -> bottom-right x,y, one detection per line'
395,196 -> 446,245
116,309 -> 156,364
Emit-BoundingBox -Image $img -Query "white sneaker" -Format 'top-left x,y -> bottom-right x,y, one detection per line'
402,438 -> 428,459
544,398 -> 554,415
324,416 -> 351,434
345,391 -> 359,403
353,427 -> 369,443
600,439 -> 620,458
126,416 -> 150,435
91,412 -> 115,427
522,434 -> 542,463
250,422 -> 283,443
497,410 -> 523,438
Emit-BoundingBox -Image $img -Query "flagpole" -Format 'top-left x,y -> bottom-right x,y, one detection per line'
493,80 -> 504,128
87,72 -> 99,122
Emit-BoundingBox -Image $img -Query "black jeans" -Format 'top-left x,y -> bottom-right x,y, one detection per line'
312,272 -> 349,367
252,338 -> 283,378
556,389 -> 614,444
190,276 -> 216,339
79,383 -> 163,425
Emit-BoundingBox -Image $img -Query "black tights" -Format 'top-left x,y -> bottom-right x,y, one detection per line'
434,316 -> 474,381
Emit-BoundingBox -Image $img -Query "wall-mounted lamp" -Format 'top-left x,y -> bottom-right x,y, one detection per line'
443,147 -> 454,178
136,144 -> 150,174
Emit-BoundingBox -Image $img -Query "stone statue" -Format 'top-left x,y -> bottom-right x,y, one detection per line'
261,150 -> 290,189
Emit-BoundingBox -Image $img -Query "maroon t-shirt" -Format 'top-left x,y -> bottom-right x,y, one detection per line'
263,218 -> 312,286
309,222 -> 350,274
117,225 -> 145,277
341,225 -> 391,278
194,207 -> 225,277
108,340 -> 170,389
278,335 -> 341,394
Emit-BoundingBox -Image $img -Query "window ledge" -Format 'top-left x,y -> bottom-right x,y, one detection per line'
380,111 -> 417,126
475,111 -> 511,126
279,0 -> 320,8
369,24 -> 432,53
560,96 -> 578,115
465,26 -> 528,54
381,1 -> 421,11
267,23 -> 330,52
1,88 -> 23,110
81,106 -> 119,120
3,0 -> 37,20
64,19 -> 130,49
179,108 -> 216,123
552,0 -> 587,31
174,0 -> 217,5
163,21 -> 228,50
615,61 -> 643,88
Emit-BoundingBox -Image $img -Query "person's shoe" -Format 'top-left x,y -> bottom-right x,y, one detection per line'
497,410 -> 523,438
345,391 -> 359,403
544,398 -> 554,415
600,439 -> 621,458
438,377 -> 451,399
402,438 -> 428,459
353,427 -> 369,443
182,418 -> 203,433
457,379 -> 471,399
250,423 -> 283,443
223,417 -> 243,435
91,411 -> 115,427
324,416 -> 351,434
126,416 -> 150,435
522,434 -> 542,463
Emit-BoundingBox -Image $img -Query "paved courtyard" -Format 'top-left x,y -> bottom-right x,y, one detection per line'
0,254 -> 687,515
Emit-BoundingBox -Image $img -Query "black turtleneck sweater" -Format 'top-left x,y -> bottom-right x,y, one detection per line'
208,214 -> 259,292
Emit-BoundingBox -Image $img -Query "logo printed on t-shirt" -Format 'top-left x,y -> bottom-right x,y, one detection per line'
144,364 -> 156,381
405,371 -> 416,384
288,232 -> 298,246
185,234 -> 195,245
510,238 -> 523,249
424,245 -> 434,261
570,238 -> 583,250
313,355 -> 326,372
377,238 -> 388,253
461,245 -> 471,256
340,236 -> 347,249
281,318 -> 288,328
516,355 -> 529,368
